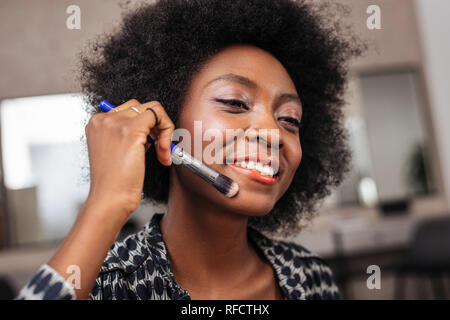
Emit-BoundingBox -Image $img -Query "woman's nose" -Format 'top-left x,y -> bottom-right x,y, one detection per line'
246,112 -> 283,150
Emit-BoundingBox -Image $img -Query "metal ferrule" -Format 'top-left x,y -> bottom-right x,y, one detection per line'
170,145 -> 219,183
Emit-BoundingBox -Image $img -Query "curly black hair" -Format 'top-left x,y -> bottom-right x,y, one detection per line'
79,0 -> 363,237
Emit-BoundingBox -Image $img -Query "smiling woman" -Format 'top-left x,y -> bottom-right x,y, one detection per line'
15,0 -> 363,300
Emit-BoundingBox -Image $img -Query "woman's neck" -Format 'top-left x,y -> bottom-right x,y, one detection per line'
160,174 -> 259,291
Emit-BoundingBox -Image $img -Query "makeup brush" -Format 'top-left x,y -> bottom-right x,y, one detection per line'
99,100 -> 239,198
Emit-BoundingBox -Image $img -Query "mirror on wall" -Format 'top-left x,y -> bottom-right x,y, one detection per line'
326,70 -> 435,209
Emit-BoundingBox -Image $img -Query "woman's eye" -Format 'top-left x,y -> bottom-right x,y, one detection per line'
279,117 -> 302,129
216,99 -> 249,111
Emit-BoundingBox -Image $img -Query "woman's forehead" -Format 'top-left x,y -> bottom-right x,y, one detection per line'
190,46 -> 298,96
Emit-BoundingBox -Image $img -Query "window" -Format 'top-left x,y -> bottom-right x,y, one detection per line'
1,94 -> 89,245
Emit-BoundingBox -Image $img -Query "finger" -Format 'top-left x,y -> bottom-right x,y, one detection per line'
147,103 -> 174,166
113,99 -> 142,113
101,99 -> 142,120
156,127 -> 173,166
114,104 -> 153,122
127,102 -> 160,135
129,102 -> 174,166
117,101 -> 159,121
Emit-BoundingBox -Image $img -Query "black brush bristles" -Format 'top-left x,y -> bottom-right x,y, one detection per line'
213,174 -> 239,198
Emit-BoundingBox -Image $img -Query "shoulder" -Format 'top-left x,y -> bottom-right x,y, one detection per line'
100,229 -> 153,273
273,237 -> 340,299
249,228 -> 340,300
99,214 -> 170,274
89,225 -> 174,300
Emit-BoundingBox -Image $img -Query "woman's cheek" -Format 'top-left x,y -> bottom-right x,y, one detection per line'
201,117 -> 240,154
285,141 -> 302,182
293,143 -> 302,169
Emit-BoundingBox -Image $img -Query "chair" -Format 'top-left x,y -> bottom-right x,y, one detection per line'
394,215 -> 450,299
0,277 -> 16,300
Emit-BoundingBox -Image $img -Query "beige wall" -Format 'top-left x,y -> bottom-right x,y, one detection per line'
5,187 -> 42,246
0,0 -> 141,99
339,0 -> 423,70
0,0 -> 423,99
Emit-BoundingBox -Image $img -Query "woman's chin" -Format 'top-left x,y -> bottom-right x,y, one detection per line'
217,188 -> 278,217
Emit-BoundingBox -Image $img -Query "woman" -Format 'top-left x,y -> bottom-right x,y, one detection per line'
16,0 -> 361,300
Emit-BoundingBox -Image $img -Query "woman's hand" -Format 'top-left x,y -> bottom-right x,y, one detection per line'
84,99 -> 175,222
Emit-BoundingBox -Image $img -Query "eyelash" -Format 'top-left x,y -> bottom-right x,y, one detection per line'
217,99 -> 249,110
216,99 -> 302,129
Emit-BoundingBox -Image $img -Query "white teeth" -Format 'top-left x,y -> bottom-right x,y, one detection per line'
255,162 -> 263,172
233,160 -> 275,177
232,159 -> 277,177
261,166 -> 268,175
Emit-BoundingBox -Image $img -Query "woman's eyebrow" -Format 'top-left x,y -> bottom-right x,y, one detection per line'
205,73 -> 302,108
204,73 -> 257,89
276,93 -> 303,110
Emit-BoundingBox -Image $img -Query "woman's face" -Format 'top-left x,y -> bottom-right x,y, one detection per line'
173,45 -> 303,216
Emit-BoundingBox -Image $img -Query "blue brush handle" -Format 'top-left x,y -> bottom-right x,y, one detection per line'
99,100 -> 176,153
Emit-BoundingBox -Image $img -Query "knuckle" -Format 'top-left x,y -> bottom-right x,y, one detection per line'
128,99 -> 141,105
149,101 -> 163,112
102,115 -> 115,127
142,125 -> 151,136
88,113 -> 104,126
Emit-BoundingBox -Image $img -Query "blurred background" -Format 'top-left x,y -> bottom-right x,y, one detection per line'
0,0 -> 449,300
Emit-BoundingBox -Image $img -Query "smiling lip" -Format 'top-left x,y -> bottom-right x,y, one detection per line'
227,153 -> 280,175
228,164 -> 278,185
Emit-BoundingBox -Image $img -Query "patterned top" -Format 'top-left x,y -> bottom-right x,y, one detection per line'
15,213 -> 340,300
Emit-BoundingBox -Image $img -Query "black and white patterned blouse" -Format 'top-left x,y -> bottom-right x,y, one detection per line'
15,213 -> 340,300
